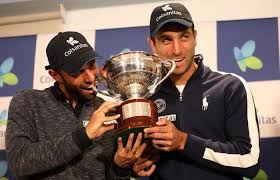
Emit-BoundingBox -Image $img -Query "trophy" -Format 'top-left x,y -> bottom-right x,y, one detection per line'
97,51 -> 175,145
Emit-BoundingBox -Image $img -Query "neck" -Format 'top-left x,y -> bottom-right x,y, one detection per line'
171,62 -> 198,85
58,83 -> 78,108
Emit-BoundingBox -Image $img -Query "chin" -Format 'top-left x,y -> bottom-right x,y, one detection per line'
173,69 -> 186,75
85,94 -> 96,100
79,93 -> 96,102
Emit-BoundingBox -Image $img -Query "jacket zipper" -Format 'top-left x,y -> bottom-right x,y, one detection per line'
178,92 -> 183,128
179,92 -> 183,102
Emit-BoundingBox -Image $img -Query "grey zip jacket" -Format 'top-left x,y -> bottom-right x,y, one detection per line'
5,85 -> 130,180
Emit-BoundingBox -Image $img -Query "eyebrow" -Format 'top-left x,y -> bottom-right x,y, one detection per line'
156,34 -> 171,40
179,29 -> 191,36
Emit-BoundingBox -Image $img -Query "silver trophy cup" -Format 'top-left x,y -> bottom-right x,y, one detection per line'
99,51 -> 175,145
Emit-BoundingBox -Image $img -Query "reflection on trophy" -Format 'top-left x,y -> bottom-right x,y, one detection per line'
99,51 -> 175,145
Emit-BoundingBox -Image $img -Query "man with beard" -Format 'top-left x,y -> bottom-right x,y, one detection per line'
132,3 -> 260,180
6,31 -> 145,179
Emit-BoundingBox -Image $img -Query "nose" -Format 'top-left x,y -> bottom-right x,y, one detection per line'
172,39 -> 183,56
83,69 -> 96,84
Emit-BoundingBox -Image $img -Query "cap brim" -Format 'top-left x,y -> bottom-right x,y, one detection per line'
61,51 -> 101,75
151,19 -> 193,37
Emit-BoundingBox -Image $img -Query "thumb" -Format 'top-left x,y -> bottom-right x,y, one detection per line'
156,118 -> 168,126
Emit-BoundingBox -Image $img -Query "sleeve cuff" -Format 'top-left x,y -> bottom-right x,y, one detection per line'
111,161 -> 132,177
183,134 -> 205,161
72,128 -> 92,151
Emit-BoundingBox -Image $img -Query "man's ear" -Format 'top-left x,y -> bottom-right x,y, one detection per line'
147,36 -> 157,55
48,69 -> 63,83
193,29 -> 197,47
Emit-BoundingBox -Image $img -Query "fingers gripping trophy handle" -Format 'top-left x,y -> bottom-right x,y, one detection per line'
149,59 -> 176,94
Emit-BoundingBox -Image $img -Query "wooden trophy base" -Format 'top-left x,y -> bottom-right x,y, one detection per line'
113,98 -> 157,146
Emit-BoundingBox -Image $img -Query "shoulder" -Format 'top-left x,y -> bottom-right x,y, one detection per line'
13,88 -> 49,99
205,67 -> 248,89
223,74 -> 253,101
12,89 -> 38,100
202,67 -> 253,99
10,89 -> 50,107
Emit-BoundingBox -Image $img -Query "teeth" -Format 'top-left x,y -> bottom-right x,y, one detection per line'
172,58 -> 184,62
173,58 -> 183,61
90,85 -> 98,91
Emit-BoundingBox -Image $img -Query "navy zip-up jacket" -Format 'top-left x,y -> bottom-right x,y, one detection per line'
149,59 -> 260,180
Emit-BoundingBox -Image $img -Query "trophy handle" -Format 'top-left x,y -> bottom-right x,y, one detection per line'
148,59 -> 176,94
91,84 -> 122,101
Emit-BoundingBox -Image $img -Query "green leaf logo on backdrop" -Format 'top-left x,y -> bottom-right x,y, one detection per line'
233,40 -> 263,72
0,57 -> 19,88
0,110 -> 7,126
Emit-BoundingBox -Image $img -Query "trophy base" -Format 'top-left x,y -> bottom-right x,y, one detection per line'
113,98 -> 158,147
113,126 -> 147,147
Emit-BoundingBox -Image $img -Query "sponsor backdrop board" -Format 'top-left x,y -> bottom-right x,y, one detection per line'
0,18 -> 279,179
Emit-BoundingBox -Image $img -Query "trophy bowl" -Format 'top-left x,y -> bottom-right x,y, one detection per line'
100,51 -> 175,145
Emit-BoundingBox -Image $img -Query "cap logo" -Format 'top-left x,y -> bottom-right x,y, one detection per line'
162,4 -> 172,11
64,37 -> 89,57
156,5 -> 182,22
66,37 -> 79,46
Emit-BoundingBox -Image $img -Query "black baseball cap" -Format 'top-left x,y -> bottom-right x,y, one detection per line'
45,31 -> 100,75
150,3 -> 194,37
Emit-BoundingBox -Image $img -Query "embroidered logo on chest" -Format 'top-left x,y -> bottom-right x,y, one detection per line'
202,96 -> 209,111
83,120 -> 89,127
154,98 -> 166,113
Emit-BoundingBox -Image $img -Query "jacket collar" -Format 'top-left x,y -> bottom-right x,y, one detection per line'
162,56 -> 204,86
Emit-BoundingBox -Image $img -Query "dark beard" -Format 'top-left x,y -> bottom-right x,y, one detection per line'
62,79 -> 95,103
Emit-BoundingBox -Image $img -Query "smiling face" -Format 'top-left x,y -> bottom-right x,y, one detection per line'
58,60 -> 98,103
148,23 -> 197,84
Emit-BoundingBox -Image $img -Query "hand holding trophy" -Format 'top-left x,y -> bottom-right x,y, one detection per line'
94,51 -> 175,145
